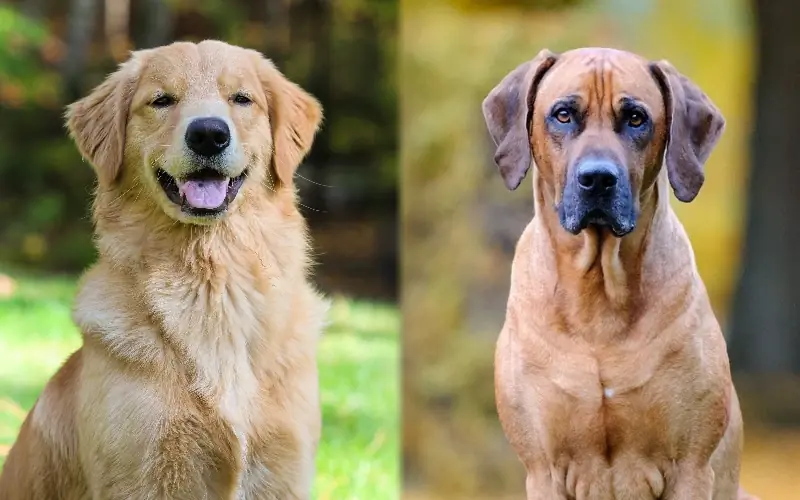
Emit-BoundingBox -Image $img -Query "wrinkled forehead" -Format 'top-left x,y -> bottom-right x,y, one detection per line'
138,42 -> 259,96
535,49 -> 664,114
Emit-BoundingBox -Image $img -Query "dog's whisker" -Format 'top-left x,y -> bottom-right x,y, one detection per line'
294,173 -> 334,188
109,184 -> 137,206
297,202 -> 325,213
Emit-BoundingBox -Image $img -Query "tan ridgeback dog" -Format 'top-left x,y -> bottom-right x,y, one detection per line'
483,48 -> 758,500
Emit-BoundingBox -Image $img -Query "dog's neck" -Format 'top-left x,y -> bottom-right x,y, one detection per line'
93,185 -> 309,279
531,168 -> 696,337
75,184 -> 317,373
71,183 -> 326,443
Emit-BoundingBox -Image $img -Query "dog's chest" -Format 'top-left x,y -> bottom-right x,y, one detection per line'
149,271 -> 276,494
186,314 -> 267,492
516,364 -> 684,498
542,355 -> 680,439
532,347 -> 710,465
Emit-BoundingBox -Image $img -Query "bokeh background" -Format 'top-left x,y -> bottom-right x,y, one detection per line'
0,0 -> 398,498
402,0 -> 800,498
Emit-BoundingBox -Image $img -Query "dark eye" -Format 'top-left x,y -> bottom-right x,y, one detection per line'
626,110 -> 647,128
554,108 -> 572,124
232,93 -> 253,106
150,94 -> 176,108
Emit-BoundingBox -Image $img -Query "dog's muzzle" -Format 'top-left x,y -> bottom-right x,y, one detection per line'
558,158 -> 637,237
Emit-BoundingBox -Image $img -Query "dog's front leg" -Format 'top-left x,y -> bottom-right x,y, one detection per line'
667,462 -> 714,500
525,469 -> 567,500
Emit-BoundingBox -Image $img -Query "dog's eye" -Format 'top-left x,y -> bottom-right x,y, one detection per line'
232,93 -> 253,106
626,110 -> 647,128
150,95 -> 176,108
554,109 -> 572,124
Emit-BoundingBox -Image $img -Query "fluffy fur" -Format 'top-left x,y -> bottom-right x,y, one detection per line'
0,40 -> 328,499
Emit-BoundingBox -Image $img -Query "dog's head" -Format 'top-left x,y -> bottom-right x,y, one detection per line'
482,47 -> 724,237
66,40 -> 321,225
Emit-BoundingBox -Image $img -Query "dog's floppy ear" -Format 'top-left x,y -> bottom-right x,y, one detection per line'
254,55 -> 323,188
482,49 -> 558,190
649,60 -> 725,203
65,53 -> 144,188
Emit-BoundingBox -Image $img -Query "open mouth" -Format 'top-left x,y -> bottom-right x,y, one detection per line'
157,168 -> 247,216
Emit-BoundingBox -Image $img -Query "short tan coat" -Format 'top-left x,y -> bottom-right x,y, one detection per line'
484,48 -> 757,500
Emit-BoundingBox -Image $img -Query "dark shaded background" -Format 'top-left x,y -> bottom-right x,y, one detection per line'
402,0 -> 800,497
0,0 -> 397,301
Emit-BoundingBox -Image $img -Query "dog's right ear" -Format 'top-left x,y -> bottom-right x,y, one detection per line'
65,53 -> 144,188
482,49 -> 558,190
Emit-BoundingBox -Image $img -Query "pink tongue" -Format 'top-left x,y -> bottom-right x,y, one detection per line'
177,178 -> 230,209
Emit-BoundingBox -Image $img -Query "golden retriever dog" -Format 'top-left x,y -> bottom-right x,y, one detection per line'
0,40 -> 327,499
484,48 -> 758,499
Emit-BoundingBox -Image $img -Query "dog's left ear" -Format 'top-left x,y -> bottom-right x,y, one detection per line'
254,55 -> 323,188
482,49 -> 558,191
650,60 -> 725,203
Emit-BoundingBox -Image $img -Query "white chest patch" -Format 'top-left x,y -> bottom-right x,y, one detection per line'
603,387 -> 615,399
233,428 -> 248,499
218,369 -> 256,495
194,342 -> 258,498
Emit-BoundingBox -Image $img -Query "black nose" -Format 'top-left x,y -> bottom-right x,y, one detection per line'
185,117 -> 230,157
576,160 -> 619,194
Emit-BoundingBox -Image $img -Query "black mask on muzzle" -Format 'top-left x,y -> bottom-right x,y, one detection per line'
557,157 -> 637,237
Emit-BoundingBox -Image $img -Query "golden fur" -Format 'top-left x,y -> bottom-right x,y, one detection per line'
0,40 -> 327,499
484,48 -> 758,500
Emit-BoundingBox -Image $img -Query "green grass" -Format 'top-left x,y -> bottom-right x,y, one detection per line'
0,271 -> 399,500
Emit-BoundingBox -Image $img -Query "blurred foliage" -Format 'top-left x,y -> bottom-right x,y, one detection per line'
0,6 -> 61,107
0,0 -> 397,299
401,0 -> 765,496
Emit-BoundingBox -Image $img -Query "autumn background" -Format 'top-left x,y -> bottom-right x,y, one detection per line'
0,0 -> 398,498
402,0 -> 800,498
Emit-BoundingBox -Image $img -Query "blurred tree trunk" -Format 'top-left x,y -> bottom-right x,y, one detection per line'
62,0 -> 98,101
104,0 -> 130,61
129,0 -> 172,51
290,0 -> 331,214
139,0 -> 172,49
22,0 -> 47,19
728,0 -> 800,423
264,0 -> 291,66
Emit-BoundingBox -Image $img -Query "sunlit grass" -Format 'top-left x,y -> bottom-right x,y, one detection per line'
0,271 -> 399,500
